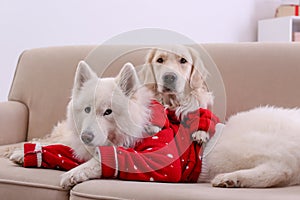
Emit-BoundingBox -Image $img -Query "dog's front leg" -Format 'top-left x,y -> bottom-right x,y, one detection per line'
60,157 -> 101,189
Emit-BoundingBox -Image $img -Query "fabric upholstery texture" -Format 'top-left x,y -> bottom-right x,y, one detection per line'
70,180 -> 300,200
0,158 -> 68,200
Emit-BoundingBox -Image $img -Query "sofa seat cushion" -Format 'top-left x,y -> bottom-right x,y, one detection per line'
0,158 -> 69,200
70,179 -> 300,200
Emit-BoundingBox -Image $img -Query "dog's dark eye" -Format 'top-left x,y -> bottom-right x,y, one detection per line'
103,109 -> 112,116
180,58 -> 187,64
84,107 -> 91,114
157,58 -> 164,63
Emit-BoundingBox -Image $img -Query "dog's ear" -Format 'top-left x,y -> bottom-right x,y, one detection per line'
145,48 -> 156,64
137,49 -> 156,87
73,61 -> 97,95
189,47 -> 208,90
116,62 -> 140,96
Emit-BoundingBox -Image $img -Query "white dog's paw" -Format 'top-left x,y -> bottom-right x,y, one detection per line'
211,173 -> 241,188
60,168 -> 88,189
60,158 -> 101,189
9,149 -> 24,165
145,125 -> 161,135
192,130 -> 209,144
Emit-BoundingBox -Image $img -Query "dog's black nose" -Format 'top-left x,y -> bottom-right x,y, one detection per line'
163,72 -> 177,84
81,131 -> 95,144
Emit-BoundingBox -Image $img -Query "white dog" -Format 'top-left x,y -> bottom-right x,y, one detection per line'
63,61 -> 153,161
58,61 -> 156,188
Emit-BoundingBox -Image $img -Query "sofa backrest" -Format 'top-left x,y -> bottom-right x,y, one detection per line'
203,43 -> 300,118
8,43 -> 300,140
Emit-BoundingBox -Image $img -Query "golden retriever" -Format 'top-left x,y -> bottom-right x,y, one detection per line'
139,45 -> 214,143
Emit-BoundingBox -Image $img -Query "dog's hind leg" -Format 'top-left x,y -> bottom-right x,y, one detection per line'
211,162 -> 292,188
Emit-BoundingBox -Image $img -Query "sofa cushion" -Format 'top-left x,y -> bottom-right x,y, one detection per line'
0,158 -> 68,200
70,179 -> 300,200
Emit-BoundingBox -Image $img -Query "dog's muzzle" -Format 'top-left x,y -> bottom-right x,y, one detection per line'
162,72 -> 177,92
81,131 -> 95,145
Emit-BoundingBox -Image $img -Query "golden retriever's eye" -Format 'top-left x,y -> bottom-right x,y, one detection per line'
180,58 -> 187,64
156,58 -> 164,63
84,107 -> 91,114
103,108 -> 112,116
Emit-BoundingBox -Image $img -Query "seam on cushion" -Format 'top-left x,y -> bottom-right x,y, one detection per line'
0,178 -> 67,191
70,190 -> 129,200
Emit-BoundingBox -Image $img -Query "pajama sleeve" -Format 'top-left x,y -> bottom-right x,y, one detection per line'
23,143 -> 84,171
183,108 -> 220,137
97,100 -> 181,182
97,128 -> 182,183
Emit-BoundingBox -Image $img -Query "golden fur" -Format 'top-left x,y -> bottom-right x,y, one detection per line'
139,45 -> 213,143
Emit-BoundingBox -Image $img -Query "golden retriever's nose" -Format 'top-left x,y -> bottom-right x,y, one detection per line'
81,131 -> 95,144
163,72 -> 177,84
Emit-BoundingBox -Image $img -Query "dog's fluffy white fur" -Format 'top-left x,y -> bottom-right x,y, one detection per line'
65,61 -> 152,161
200,106 -> 300,187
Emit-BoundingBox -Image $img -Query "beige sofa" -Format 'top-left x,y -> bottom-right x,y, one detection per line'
1,43 -> 300,200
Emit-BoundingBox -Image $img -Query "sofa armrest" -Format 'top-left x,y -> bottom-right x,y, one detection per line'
0,101 -> 28,145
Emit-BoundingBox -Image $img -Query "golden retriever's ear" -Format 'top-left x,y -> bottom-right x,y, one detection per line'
145,48 -> 157,64
188,47 -> 208,90
138,49 -> 157,87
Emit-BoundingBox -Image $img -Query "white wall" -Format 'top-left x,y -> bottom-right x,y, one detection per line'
0,0 -> 282,102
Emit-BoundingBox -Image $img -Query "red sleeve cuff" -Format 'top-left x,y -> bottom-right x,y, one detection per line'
184,108 -> 220,135
23,143 -> 84,170
23,143 -> 42,168
98,146 -> 118,179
